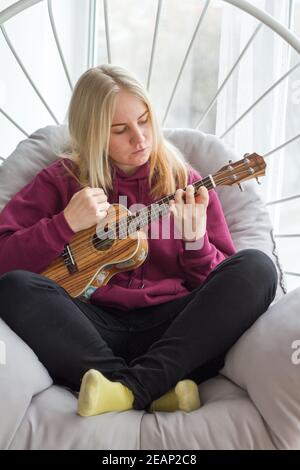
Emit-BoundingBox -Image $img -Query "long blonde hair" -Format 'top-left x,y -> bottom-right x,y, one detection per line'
65,64 -> 188,199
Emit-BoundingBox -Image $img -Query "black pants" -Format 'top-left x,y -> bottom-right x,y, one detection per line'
0,249 -> 277,410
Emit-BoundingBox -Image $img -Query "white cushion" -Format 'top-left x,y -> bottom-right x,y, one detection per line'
221,286 -> 300,449
9,385 -> 142,450
0,125 -> 69,211
141,375 -> 275,450
0,318 -> 52,449
0,125 -> 286,300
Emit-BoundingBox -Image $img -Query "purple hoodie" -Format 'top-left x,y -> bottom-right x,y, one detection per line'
0,158 -> 236,310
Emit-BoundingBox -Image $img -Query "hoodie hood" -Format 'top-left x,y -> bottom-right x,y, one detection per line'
113,161 -> 150,181
110,161 -> 152,207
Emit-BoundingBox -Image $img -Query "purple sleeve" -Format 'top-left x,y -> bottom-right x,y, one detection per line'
178,166 -> 236,290
0,168 -> 75,276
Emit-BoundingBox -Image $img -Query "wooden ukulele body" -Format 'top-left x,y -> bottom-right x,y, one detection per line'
42,204 -> 148,298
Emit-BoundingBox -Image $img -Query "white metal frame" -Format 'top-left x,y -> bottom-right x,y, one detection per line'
1,0 -> 299,139
0,0 -> 300,280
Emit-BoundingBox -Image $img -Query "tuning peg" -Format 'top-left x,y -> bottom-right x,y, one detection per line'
238,183 -> 244,192
228,160 -> 233,171
243,153 -> 250,164
256,177 -> 262,185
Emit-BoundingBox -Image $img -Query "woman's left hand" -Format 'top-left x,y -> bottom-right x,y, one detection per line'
169,185 -> 209,242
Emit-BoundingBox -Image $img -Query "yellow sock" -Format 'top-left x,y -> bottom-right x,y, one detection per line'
149,379 -> 201,413
77,369 -> 134,417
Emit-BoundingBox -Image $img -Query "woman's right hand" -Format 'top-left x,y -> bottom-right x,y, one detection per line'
63,187 -> 110,233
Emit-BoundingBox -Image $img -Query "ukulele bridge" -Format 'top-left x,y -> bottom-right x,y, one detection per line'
63,244 -> 78,274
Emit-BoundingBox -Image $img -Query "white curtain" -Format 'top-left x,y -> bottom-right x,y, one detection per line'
216,0 -> 300,292
0,0 -> 90,157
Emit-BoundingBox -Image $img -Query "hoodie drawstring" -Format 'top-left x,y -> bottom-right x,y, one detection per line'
112,168 -> 119,202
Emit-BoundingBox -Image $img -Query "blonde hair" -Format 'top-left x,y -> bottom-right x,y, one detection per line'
64,64 -> 188,199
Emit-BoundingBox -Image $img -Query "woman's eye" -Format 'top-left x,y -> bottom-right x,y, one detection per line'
115,127 -> 126,134
140,117 -> 148,125
114,117 -> 148,135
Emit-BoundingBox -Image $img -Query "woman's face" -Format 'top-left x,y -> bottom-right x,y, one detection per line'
108,91 -> 153,175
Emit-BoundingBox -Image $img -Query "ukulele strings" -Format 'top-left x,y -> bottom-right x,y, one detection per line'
65,161 -> 260,259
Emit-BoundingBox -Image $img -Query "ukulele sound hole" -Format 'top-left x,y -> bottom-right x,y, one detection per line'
93,224 -> 115,251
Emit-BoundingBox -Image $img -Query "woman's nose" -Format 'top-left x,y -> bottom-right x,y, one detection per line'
130,126 -> 146,144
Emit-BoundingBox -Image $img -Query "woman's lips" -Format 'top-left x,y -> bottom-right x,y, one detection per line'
132,147 -> 147,154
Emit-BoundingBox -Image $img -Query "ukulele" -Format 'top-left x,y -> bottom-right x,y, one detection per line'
42,154 -> 266,299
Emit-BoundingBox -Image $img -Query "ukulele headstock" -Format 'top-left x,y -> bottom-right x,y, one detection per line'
214,153 -> 266,190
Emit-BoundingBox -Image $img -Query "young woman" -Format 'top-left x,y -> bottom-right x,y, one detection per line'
0,65 -> 277,416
